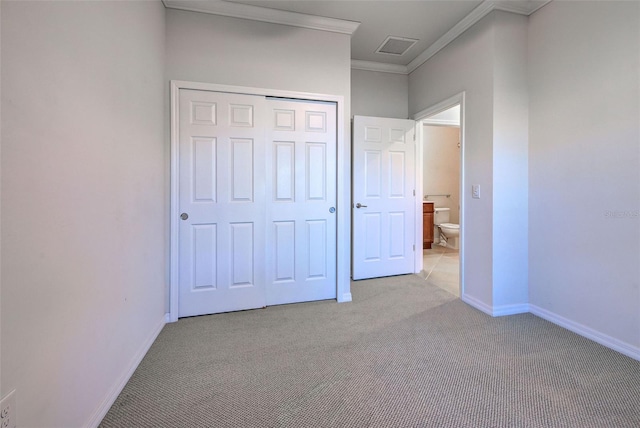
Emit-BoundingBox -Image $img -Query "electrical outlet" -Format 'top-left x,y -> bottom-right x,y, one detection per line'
0,390 -> 16,428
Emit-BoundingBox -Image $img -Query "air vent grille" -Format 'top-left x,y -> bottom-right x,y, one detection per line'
376,36 -> 418,56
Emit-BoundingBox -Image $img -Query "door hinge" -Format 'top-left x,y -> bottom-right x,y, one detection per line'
413,244 -> 416,251
413,189 -> 416,196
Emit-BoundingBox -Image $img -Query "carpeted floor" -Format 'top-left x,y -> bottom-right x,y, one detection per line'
100,275 -> 640,427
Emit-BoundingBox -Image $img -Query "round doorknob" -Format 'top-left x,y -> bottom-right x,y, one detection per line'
180,213 -> 189,220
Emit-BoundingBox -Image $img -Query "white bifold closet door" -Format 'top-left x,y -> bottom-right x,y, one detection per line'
178,89 -> 337,318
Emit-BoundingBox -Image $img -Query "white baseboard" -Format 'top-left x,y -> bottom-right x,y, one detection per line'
338,292 -> 352,303
461,293 -> 493,316
87,314 -> 166,427
461,294 -> 528,317
529,304 -> 640,362
492,303 -> 529,317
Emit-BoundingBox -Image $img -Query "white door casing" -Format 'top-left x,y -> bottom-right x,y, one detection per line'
175,87 -> 339,318
352,116 -> 417,280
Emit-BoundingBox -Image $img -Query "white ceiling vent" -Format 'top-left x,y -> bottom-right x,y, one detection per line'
375,36 -> 418,56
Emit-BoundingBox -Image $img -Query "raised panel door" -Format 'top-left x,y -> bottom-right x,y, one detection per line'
178,90 -> 267,317
264,98 -> 337,305
352,116 -> 416,280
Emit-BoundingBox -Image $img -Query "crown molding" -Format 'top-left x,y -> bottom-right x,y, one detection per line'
162,0 -> 361,35
351,60 -> 409,75
407,0 -> 551,74
494,0 -> 552,16
406,1 -> 495,74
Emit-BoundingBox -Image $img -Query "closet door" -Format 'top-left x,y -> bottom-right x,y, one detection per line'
178,89 -> 267,317
177,90 -> 338,317
265,99 -> 338,305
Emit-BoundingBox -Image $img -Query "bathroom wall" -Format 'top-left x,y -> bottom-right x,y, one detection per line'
423,125 -> 460,224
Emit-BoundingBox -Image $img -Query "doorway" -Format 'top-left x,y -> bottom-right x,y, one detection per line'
414,93 -> 465,298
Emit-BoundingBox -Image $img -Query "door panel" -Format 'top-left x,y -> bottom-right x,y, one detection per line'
352,116 -> 416,280
178,90 -> 267,317
265,99 -> 337,305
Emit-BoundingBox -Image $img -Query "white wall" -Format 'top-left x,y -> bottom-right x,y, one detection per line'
528,1 -> 640,352
1,1 -> 166,426
351,69 -> 408,118
166,9 -> 350,103
492,12 -> 529,310
410,13 -> 495,308
423,126 -> 460,224
409,11 -> 529,314
165,9 -> 353,307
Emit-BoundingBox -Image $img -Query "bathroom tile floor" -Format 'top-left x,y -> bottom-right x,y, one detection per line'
420,245 -> 460,297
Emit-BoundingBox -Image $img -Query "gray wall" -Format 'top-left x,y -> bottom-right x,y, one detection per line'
166,9 -> 350,102
491,12 -> 529,309
1,1 -> 166,426
528,1 -> 640,349
351,69 -> 408,118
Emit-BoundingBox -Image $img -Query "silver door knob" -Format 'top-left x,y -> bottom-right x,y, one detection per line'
355,203 -> 368,209
180,213 -> 189,220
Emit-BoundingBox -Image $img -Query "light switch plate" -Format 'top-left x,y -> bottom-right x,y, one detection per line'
472,184 -> 480,199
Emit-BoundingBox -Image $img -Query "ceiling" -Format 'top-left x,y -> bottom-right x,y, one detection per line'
227,0 -> 483,66
164,0 -> 550,74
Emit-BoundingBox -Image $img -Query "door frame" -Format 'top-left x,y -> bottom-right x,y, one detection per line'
168,80 -> 349,322
413,92 -> 466,295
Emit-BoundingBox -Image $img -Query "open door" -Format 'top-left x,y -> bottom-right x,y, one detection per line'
352,116 -> 416,280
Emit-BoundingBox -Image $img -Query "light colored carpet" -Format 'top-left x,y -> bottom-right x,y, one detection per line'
100,275 -> 640,427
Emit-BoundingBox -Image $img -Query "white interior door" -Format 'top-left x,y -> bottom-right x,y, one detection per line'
178,89 -> 267,317
265,98 -> 337,305
177,89 -> 338,317
352,115 -> 416,280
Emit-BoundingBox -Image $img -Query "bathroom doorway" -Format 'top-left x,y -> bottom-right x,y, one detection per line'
414,95 -> 464,298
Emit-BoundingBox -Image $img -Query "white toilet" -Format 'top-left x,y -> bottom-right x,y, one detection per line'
434,207 -> 459,249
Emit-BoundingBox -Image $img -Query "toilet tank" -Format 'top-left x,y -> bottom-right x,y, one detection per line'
434,207 -> 450,225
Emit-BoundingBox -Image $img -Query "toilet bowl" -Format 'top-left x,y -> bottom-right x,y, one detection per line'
439,223 -> 459,238
434,207 -> 459,249
439,223 -> 459,249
